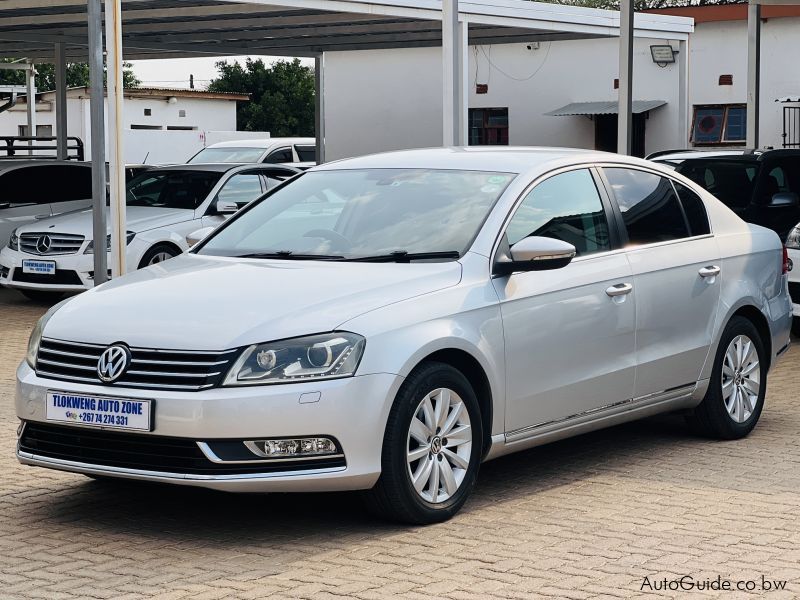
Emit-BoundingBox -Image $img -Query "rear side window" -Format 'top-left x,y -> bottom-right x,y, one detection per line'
48,166 -> 93,202
295,145 -> 316,162
605,168 -> 689,245
506,169 -> 611,256
674,182 -> 711,236
0,165 -> 92,205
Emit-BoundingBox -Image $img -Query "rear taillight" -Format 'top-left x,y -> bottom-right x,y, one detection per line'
782,246 -> 790,275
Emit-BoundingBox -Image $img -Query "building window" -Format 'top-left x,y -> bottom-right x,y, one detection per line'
144,108 -> 152,116
691,104 -> 746,145
166,126 -> 198,131
18,124 -> 53,137
179,109 -> 186,117
469,108 -> 509,145
130,124 -> 163,130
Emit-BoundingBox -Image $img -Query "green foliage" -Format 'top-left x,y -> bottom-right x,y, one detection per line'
208,58 -> 315,136
546,0 -> 745,8
0,59 -> 139,91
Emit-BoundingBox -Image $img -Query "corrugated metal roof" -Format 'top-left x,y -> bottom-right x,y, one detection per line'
545,100 -> 668,116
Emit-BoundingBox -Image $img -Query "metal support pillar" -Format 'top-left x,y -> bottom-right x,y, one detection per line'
54,42 -> 68,160
105,0 -> 127,277
746,1 -> 761,149
314,54 -> 325,164
458,18 -> 468,145
617,0 -> 634,155
25,62 -> 36,154
442,0 -> 459,146
677,39 -> 689,148
87,0 -> 107,285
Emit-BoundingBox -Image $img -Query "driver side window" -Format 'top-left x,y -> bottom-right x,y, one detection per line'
506,169 -> 611,256
217,173 -> 264,207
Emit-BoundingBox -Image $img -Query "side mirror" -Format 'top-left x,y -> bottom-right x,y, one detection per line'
215,200 -> 240,215
493,236 -> 576,276
768,192 -> 800,208
186,226 -> 215,248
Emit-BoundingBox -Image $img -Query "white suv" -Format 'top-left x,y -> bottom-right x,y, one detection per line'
16,148 -> 791,524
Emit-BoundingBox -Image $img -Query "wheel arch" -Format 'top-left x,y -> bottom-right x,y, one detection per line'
137,240 -> 183,269
408,347 -> 494,460
730,304 -> 773,369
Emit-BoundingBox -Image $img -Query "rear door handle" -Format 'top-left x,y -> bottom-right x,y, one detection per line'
606,283 -> 633,297
699,265 -> 721,278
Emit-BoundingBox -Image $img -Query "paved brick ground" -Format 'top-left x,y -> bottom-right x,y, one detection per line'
1,287 -> 799,599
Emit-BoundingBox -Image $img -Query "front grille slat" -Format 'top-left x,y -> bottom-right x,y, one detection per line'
36,337 -> 236,392
19,423 -> 347,475
19,232 -> 85,256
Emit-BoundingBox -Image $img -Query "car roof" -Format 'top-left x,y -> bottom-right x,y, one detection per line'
138,163 -> 254,173
203,137 -> 316,150
312,146 -> 619,174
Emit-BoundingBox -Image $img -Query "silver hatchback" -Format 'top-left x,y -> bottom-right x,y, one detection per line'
17,148 -> 792,524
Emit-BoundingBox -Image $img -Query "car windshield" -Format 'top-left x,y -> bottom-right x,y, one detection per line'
675,159 -> 760,209
197,168 -> 516,260
126,170 -> 223,210
188,147 -> 265,163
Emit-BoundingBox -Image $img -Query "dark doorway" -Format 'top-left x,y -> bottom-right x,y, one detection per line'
594,113 -> 647,157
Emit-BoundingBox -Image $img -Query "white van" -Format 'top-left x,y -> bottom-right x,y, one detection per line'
187,137 -> 316,166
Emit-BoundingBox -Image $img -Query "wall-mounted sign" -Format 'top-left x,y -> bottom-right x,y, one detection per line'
476,83 -> 489,94
650,45 -> 676,64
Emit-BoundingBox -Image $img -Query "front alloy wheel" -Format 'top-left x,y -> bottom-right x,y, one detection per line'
365,362 -> 482,524
407,387 -> 472,504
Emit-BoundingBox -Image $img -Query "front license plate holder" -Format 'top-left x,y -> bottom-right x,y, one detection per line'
22,259 -> 56,275
45,391 -> 154,432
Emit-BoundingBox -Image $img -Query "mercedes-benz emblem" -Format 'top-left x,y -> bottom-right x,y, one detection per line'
97,344 -> 131,383
36,235 -> 51,254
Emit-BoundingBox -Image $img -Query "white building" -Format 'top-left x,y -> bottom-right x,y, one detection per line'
322,4 -> 800,160
648,4 -> 800,150
0,86 -> 257,164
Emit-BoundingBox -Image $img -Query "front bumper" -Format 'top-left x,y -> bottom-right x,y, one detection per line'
0,247 -> 97,292
16,362 -> 402,492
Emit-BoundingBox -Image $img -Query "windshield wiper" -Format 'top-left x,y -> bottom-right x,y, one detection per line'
236,251 -> 345,260
347,250 -> 461,263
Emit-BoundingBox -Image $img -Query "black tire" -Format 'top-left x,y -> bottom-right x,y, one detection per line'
690,316 -> 767,439
791,317 -> 800,338
363,362 -> 483,524
138,244 -> 180,269
20,289 -> 65,303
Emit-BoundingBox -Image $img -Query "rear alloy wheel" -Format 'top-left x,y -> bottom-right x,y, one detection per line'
138,244 -> 179,269
690,316 -> 766,439
364,362 -> 482,524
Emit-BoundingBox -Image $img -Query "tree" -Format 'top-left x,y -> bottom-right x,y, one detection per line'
0,59 -> 139,91
208,58 -> 315,136
546,0 -> 745,9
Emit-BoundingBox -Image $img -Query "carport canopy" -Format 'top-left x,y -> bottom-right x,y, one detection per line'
0,0 -> 692,283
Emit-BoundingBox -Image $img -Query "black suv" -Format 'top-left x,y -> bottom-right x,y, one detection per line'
648,149 -> 800,241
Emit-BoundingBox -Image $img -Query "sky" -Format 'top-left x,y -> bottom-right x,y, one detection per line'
128,56 -> 314,90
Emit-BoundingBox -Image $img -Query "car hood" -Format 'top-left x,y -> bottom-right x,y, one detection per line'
15,206 -> 193,237
44,254 -> 463,349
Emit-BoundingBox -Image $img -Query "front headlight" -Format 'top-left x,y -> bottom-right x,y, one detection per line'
25,299 -> 69,368
8,228 -> 19,251
223,332 -> 365,386
84,231 -> 136,254
786,225 -> 800,250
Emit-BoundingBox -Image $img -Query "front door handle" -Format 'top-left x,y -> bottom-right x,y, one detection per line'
606,283 -> 633,297
698,265 -> 721,278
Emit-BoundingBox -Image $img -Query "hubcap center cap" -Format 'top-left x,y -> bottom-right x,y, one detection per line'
430,436 -> 443,455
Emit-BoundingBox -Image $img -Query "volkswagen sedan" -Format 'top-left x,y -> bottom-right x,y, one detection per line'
15,148 -> 791,524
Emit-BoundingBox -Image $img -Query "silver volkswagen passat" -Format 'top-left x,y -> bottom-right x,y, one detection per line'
16,148 -> 792,524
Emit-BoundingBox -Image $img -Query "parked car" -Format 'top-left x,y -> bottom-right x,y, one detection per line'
187,138 -> 316,166
0,161 -> 152,249
16,148 -> 790,524
0,163 -> 298,301
649,148 -> 800,330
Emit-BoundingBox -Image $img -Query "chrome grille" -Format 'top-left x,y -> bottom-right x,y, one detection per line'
20,232 -> 85,256
36,338 -> 239,391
